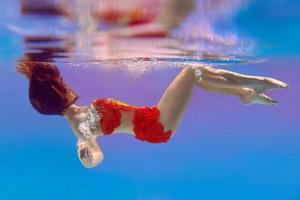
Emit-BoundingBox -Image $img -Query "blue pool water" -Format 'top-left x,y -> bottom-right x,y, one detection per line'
0,0 -> 299,199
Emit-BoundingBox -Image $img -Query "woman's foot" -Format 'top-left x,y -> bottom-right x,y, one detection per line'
240,88 -> 278,106
194,66 -> 288,105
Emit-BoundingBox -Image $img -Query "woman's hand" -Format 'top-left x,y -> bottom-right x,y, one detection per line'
77,138 -> 104,168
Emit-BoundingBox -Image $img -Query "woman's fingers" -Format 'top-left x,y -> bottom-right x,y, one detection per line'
78,141 -> 92,160
79,148 -> 85,158
77,139 -> 103,168
79,148 -> 93,167
79,148 -> 87,159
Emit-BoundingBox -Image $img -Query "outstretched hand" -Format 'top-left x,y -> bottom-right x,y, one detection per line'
77,138 -> 104,168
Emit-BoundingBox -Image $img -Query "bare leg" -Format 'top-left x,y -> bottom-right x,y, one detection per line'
157,65 -> 288,132
200,67 -> 288,92
158,67 -> 198,131
199,81 -> 258,104
198,66 -> 288,105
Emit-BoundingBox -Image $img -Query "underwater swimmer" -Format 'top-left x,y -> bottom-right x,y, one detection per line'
17,61 -> 288,168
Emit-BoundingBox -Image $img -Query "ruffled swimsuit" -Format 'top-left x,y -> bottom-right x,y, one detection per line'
78,98 -> 173,144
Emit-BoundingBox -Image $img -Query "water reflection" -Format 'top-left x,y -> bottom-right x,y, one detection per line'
16,0 -> 256,73
23,36 -> 71,62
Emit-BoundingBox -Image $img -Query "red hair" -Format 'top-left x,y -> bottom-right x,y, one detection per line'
17,60 -> 78,115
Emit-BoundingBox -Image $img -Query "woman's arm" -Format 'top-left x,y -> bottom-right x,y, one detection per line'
63,105 -> 104,168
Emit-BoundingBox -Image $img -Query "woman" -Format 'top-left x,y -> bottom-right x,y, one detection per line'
17,60 -> 287,168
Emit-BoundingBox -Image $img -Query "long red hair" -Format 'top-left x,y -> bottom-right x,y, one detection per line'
17,60 -> 78,115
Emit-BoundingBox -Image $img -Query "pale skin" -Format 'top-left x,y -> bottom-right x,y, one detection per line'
62,65 -> 288,168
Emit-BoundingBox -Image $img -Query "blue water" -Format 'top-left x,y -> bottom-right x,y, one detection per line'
0,0 -> 300,200
236,0 -> 300,56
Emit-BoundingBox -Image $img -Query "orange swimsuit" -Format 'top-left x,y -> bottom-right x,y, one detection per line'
92,98 -> 173,144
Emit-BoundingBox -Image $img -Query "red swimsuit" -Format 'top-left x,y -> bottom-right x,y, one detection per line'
92,98 -> 173,144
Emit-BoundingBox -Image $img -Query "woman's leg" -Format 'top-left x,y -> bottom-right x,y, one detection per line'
157,65 -> 288,132
198,67 -> 288,105
91,65 -> 287,139
158,67 -> 198,131
198,82 -> 266,105
199,67 -> 288,92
